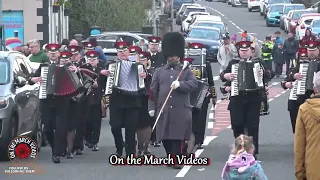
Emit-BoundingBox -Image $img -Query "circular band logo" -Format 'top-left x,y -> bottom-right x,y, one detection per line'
8,136 -> 38,166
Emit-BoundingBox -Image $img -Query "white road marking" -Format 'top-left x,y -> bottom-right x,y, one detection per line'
209,113 -> 214,119
213,76 -> 220,81
226,125 -> 232,129
268,98 -> 274,102
203,136 -> 217,145
202,5 -> 264,43
176,149 -> 204,177
207,121 -> 214,129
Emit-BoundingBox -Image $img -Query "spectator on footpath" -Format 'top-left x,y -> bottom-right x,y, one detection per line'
283,33 -> 299,75
273,42 -> 285,78
221,135 -> 268,180
217,36 -> 237,73
88,37 -> 107,62
261,36 -> 274,72
294,71 -> 320,180
60,39 -> 70,51
28,39 -> 49,63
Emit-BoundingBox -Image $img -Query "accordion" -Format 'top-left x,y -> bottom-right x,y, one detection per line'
185,47 -> 207,79
231,61 -> 264,97
72,68 -> 97,102
39,63 -> 85,99
297,61 -> 320,95
105,60 -> 145,95
190,80 -> 209,109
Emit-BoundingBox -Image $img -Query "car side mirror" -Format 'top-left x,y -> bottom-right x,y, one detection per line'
14,76 -> 27,88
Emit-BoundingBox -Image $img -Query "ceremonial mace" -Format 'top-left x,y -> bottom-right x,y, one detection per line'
152,60 -> 190,131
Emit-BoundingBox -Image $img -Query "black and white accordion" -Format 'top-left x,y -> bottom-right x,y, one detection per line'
296,61 -> 320,95
105,60 -> 145,95
231,60 -> 264,96
190,80 -> 209,109
39,63 -> 85,99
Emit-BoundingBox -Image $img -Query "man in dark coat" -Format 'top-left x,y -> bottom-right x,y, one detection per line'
148,32 -> 198,169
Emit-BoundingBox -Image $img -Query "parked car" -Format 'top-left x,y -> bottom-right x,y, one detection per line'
231,0 -> 247,7
248,0 -> 260,12
285,10 -> 310,33
185,26 -> 222,62
89,32 -> 152,46
175,3 -> 201,22
180,6 -> 207,24
296,13 -> 320,40
166,0 -> 195,17
310,17 -> 320,36
188,15 -> 222,32
193,21 -> 229,36
0,51 -> 43,159
260,0 -> 291,18
181,12 -> 210,32
266,4 -> 285,27
279,4 -> 305,30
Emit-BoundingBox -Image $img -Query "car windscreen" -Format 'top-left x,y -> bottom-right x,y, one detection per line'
312,20 -> 320,27
184,8 -> 205,15
284,6 -> 305,15
196,23 -> 225,33
270,5 -> 284,12
0,60 -> 10,84
97,41 -> 115,49
188,28 -> 220,40
292,11 -> 309,19
269,0 -> 290,4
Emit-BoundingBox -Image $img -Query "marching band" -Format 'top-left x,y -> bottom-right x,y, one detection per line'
25,30 -> 320,169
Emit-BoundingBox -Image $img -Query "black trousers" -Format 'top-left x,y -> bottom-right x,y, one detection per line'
261,93 -> 269,112
192,97 -> 210,145
162,139 -> 186,157
84,105 -> 102,145
150,117 -> 158,142
42,98 -> 69,156
274,62 -> 283,76
110,107 -> 140,155
230,100 -> 260,154
73,100 -> 89,150
289,110 -> 298,134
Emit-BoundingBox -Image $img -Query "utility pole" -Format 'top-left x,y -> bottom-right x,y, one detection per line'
0,0 -> 3,50
171,0 -> 174,32
152,0 -> 156,35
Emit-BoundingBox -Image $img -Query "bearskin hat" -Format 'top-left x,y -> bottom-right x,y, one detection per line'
161,32 -> 185,60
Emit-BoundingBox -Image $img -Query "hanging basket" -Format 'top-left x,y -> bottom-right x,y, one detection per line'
64,9 -> 70,16
53,5 -> 59,13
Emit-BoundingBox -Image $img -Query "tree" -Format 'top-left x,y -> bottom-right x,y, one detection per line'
69,0 -> 148,32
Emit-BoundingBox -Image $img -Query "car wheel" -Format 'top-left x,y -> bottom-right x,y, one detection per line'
181,26 -> 183,32
248,8 -> 252,12
0,115 -> 18,161
32,112 -> 42,152
264,14 -> 266,19
228,1 -> 231,5
266,20 -> 271,27
260,10 -> 263,16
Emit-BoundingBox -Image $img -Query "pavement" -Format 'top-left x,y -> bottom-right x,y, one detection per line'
0,2 -> 295,180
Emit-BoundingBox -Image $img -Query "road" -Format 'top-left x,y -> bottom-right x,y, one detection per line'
0,2 -> 294,180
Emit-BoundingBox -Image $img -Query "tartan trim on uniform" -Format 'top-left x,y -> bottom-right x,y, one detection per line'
209,86 -> 216,98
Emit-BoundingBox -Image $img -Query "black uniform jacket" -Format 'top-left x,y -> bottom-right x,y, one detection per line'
105,59 -> 142,108
81,63 -> 104,105
205,61 -> 216,99
150,52 -> 165,68
219,58 -> 271,106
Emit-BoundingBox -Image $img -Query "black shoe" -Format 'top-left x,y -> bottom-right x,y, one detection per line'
150,142 -> 155,146
66,152 -> 73,159
75,149 -> 83,155
138,150 -> 144,157
92,144 -> 98,151
144,149 -> 151,155
116,148 -> 123,156
263,111 -> 270,115
196,144 -> 204,149
61,152 -> 67,157
172,165 -> 183,169
153,142 -> 161,147
52,155 -> 61,163
88,143 -> 93,148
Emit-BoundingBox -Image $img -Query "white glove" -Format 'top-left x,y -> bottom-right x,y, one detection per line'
171,81 -> 180,89
149,110 -> 155,117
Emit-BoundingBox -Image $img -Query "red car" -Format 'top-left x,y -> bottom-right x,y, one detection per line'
287,10 -> 310,34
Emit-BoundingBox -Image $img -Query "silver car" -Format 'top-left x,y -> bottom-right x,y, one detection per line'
0,51 -> 42,159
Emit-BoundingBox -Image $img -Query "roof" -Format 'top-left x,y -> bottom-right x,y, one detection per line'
191,26 -> 221,31
283,3 -> 305,6
195,20 -> 224,24
0,51 -> 22,59
186,6 -> 206,9
301,13 -> 320,17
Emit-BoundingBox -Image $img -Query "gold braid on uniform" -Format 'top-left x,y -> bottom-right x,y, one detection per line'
209,86 -> 217,98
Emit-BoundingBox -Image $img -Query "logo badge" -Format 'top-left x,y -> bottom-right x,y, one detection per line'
4,136 -> 44,174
